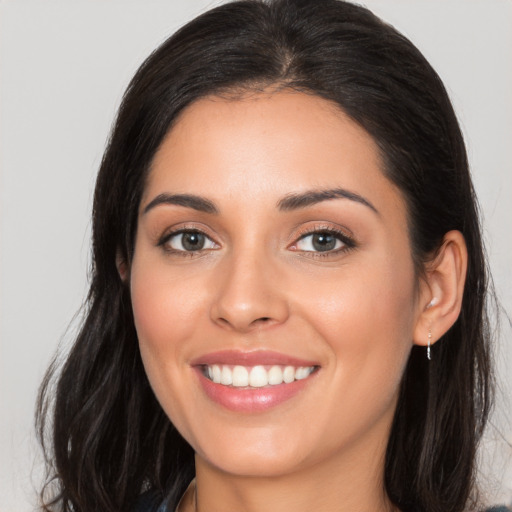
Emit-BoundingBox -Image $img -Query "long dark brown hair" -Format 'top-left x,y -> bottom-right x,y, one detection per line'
37,1 -> 493,511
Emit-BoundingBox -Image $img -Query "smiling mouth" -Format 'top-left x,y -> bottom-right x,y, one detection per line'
201,364 -> 318,388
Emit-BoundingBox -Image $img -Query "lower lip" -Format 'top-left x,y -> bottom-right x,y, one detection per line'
194,368 -> 316,413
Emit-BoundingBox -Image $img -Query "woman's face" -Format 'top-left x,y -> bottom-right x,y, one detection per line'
130,91 -> 423,478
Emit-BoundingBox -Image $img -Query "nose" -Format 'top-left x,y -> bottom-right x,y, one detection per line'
210,249 -> 289,333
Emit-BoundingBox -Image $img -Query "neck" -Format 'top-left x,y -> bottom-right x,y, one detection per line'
186,429 -> 398,512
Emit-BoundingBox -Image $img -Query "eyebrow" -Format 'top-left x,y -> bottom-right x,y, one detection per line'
143,188 -> 378,216
277,188 -> 379,214
143,193 -> 219,215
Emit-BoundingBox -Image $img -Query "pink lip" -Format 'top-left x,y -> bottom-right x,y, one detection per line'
194,369 -> 316,412
190,349 -> 318,367
191,350 -> 319,413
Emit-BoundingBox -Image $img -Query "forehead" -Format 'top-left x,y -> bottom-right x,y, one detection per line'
144,90 -> 404,220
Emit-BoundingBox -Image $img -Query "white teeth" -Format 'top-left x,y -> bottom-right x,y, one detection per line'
268,365 -> 283,385
212,364 -> 222,384
232,365 -> 249,387
283,366 -> 295,383
221,366 -> 233,385
249,366 -> 268,387
295,367 -> 310,380
205,364 -> 315,387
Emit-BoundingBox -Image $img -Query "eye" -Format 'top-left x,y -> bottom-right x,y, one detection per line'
293,230 -> 354,253
162,230 -> 217,252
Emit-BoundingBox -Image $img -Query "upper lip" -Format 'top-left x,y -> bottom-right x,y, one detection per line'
190,350 -> 319,367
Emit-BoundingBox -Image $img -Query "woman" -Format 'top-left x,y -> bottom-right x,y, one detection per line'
37,0 -> 501,511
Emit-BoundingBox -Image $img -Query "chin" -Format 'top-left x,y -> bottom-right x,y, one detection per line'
193,426 -> 314,478
199,450 -> 308,478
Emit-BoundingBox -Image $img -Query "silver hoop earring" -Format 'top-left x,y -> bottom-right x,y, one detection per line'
427,328 -> 432,360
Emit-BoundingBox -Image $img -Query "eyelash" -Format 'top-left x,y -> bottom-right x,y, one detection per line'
291,226 -> 356,258
158,227 -> 218,257
157,226 -> 357,258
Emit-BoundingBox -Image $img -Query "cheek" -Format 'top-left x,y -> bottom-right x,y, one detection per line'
129,255 -> 201,400
300,256 -> 415,326
129,256 -> 207,438
130,257 -> 207,356
295,253 -> 417,394
298,267 -> 416,454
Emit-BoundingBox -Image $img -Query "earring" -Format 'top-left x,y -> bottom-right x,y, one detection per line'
427,328 -> 432,360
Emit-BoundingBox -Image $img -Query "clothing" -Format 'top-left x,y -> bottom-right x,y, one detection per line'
134,491 -> 169,512
134,493 -> 512,512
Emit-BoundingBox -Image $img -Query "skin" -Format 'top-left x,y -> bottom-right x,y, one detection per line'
127,90 -> 467,512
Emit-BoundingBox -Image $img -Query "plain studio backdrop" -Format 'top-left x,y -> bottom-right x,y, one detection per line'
0,1 -> 511,511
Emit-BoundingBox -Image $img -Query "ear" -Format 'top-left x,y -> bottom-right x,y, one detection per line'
116,249 -> 130,282
413,230 -> 468,348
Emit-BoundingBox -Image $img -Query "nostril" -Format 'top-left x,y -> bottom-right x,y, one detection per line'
255,317 -> 271,323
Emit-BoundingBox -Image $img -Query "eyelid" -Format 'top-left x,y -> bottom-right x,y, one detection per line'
288,223 -> 357,255
155,222 -> 356,257
295,233 -> 345,252
157,224 -> 220,253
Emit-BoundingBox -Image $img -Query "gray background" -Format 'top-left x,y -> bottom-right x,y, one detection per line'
1,1 -> 511,510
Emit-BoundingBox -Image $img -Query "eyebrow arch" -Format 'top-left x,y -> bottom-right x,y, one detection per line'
143,193 -> 219,215
277,188 -> 379,215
